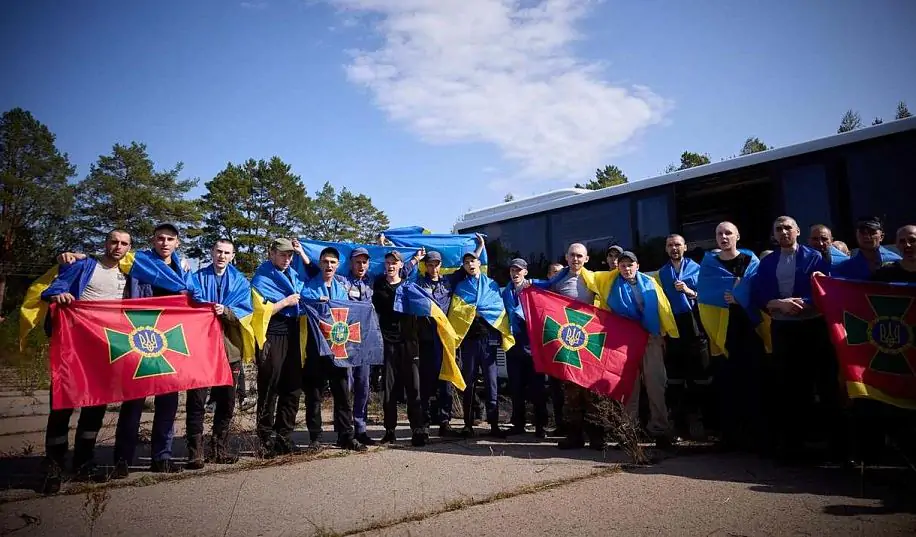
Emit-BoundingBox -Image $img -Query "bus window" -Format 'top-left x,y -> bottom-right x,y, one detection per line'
548,197 -> 631,270
635,193 -> 672,271
846,136 -> 915,236
474,215 -> 549,282
782,164 -> 831,232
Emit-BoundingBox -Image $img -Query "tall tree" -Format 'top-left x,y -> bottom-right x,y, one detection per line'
503,193 -> 515,202
837,110 -> 862,133
198,157 -> 311,273
575,165 -> 628,190
304,182 -> 389,243
0,108 -> 76,308
896,101 -> 912,120
872,117 -> 883,126
740,137 -> 770,156
665,151 -> 711,173
72,142 -> 200,251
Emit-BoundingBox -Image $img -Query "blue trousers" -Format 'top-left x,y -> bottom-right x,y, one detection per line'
351,365 -> 371,434
114,392 -> 178,463
460,336 -> 498,427
420,336 -> 453,426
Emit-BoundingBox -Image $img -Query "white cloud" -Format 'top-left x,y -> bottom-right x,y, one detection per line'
240,1 -> 268,9
332,0 -> 670,186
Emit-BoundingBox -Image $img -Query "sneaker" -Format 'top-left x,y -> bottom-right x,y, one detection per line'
534,428 -> 548,439
379,430 -> 397,444
355,432 -> 376,446
150,459 -> 183,474
411,430 -> 429,447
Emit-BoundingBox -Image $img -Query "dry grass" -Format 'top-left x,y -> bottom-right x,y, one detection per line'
586,395 -> 648,465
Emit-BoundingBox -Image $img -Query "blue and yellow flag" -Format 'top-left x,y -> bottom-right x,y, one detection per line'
394,282 -> 465,390
386,233 -> 488,275
832,246 -> 900,280
119,250 -> 199,297
696,250 -> 771,356
299,299 -> 384,368
607,271 -> 679,338
655,258 -> 701,316
196,264 -> 256,362
383,226 -> 432,236
250,260 -> 307,360
448,273 -> 514,351
294,239 -> 418,282
18,265 -> 59,350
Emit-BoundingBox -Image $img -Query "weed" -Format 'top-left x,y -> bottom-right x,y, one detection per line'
80,488 -> 111,537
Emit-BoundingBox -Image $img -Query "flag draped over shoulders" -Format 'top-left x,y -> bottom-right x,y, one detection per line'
120,250 -> 200,298
812,274 -> 916,409
386,233 -> 489,275
250,261 -> 305,349
19,265 -> 60,350
833,247 -> 901,280
298,298 -> 383,368
697,249 -> 771,356
656,258 -> 700,315
607,271 -> 678,338
393,282 -> 465,390
448,273 -> 514,351
751,244 -> 826,309
196,264 -> 256,362
825,245 -> 850,273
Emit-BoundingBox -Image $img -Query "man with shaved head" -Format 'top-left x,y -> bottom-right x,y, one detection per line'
873,225 -> 916,283
808,224 -> 847,272
752,216 -> 832,460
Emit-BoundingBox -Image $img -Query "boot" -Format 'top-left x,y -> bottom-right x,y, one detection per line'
207,430 -> 239,464
186,434 -> 205,470
40,458 -> 63,495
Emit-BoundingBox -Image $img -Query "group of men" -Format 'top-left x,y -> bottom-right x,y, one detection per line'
35,215 -> 916,494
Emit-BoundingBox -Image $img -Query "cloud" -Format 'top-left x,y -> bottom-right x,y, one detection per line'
240,1 -> 268,9
332,0 -> 670,185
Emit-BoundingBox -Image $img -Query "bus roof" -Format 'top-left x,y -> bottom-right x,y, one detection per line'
458,116 -> 916,230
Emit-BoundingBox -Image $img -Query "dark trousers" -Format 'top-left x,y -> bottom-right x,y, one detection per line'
256,331 -> 302,443
115,392 -> 179,463
460,336 -> 498,427
419,336 -> 453,426
187,362 -> 240,438
351,365 -> 371,434
771,317 -> 839,452
236,367 -> 248,401
665,310 -> 711,430
384,340 -> 424,431
45,391 -> 106,468
507,344 -> 547,429
304,335 -> 354,439
713,328 -> 765,449
550,377 -> 566,428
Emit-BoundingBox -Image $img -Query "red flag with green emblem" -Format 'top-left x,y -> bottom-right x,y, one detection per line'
519,286 -> 648,403
811,274 -> 916,410
49,295 -> 231,410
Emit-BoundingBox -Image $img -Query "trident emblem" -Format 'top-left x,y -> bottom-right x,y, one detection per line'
878,322 -> 901,349
137,330 -> 160,353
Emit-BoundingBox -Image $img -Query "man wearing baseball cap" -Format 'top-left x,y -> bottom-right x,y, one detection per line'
606,244 -> 624,271
502,258 -> 548,437
833,217 -> 901,280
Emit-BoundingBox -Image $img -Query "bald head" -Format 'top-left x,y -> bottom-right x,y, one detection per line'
808,224 -> 833,255
897,225 -> 916,262
566,243 -> 589,274
715,221 -> 739,253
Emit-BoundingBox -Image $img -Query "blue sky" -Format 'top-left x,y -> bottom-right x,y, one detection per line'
2,0 -> 914,234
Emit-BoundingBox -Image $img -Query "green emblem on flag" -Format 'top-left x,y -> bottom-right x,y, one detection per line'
844,294 -> 915,376
542,306 -> 606,369
105,309 -> 189,379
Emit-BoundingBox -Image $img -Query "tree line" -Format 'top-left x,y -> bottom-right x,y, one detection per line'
0,107 -> 390,310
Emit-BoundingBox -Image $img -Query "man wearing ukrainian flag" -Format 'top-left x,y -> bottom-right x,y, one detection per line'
447,239 -> 513,438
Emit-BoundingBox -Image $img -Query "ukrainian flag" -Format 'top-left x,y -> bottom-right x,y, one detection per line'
448,273 -> 514,351
394,282 -> 465,391
383,226 -> 432,236
295,239 -> 418,280
195,264 -> 256,363
250,260 -> 308,362
696,250 -> 772,356
18,265 -> 59,350
385,233 -> 489,276
605,270 -> 679,338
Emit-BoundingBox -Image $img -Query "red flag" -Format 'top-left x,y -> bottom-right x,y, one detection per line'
811,274 -> 916,410
49,295 -> 231,410
519,286 -> 648,402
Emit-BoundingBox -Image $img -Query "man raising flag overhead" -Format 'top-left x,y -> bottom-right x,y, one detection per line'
448,235 -> 513,438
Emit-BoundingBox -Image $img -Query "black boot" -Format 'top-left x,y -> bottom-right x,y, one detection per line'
207,430 -> 239,464
40,457 -> 63,495
186,434 -> 205,470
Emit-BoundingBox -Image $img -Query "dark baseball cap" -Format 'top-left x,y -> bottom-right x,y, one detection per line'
425,250 -> 442,262
462,251 -> 479,261
618,250 -> 638,263
509,258 -> 528,269
350,247 -> 370,259
319,246 -> 340,260
606,243 -> 624,255
385,250 -> 402,261
153,223 -> 180,237
271,238 -> 294,252
856,216 -> 883,231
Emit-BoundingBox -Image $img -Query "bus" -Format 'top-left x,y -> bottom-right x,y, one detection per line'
456,116 -> 916,282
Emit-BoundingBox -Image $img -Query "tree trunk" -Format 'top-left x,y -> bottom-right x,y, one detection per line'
0,273 -> 7,314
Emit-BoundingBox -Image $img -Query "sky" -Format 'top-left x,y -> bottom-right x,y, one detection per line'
2,0 -> 915,234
